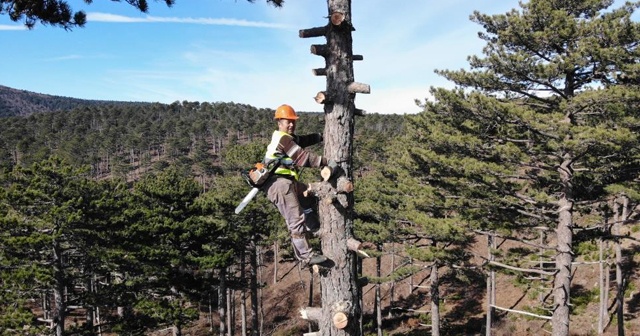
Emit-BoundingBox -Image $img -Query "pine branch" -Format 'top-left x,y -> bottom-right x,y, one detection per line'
473,229 -> 555,250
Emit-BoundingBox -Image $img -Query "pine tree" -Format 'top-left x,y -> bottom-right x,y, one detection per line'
0,157 -> 112,335
107,166 -> 203,333
406,1 -> 640,335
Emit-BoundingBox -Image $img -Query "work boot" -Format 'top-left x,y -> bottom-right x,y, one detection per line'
301,252 -> 328,268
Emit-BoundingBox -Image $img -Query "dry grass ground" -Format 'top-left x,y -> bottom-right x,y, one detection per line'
181,226 -> 640,336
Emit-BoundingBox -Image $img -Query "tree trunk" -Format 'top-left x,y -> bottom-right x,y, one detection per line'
250,240 -> 259,336
300,0 -> 366,334
227,286 -> 234,336
552,158 -> 574,336
258,244 -> 265,336
375,246 -> 382,336
357,257 -> 364,334
614,197 -> 627,336
598,233 -> 605,335
241,249 -> 247,336
218,268 -> 227,336
316,0 -> 362,335
52,242 -> 66,336
430,249 -> 440,336
486,233 -> 494,336
389,241 -> 395,319
85,277 -> 94,331
273,241 -> 278,284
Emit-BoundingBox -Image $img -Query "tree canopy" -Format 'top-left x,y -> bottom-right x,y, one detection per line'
0,0 -> 285,29
406,0 -> 640,334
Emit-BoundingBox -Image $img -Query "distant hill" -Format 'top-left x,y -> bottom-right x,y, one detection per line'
0,85 -> 150,117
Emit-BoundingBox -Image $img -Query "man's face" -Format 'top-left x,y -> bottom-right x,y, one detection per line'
277,119 -> 296,135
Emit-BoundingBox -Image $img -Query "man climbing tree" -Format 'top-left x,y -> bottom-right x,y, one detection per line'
260,104 -> 329,267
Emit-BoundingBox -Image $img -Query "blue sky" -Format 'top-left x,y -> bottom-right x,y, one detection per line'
0,1 -> 538,114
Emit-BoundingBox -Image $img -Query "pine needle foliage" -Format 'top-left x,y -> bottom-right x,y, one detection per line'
405,0 -> 640,334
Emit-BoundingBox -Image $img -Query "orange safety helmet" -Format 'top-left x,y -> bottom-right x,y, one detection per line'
274,104 -> 299,120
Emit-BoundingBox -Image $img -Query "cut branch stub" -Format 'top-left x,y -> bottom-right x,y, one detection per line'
330,12 -> 345,26
336,176 -> 354,194
299,307 -> 322,322
312,68 -> 327,76
347,238 -> 371,258
352,55 -> 363,61
347,82 -> 371,94
310,44 -> 329,57
314,91 -> 330,104
304,182 -> 337,205
321,159 -> 339,181
347,238 -> 361,252
333,312 -> 348,329
331,301 -> 352,330
304,179 -> 353,206
354,108 -> 366,116
299,26 -> 327,38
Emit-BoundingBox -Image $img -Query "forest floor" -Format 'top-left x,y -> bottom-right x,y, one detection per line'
175,225 -> 640,336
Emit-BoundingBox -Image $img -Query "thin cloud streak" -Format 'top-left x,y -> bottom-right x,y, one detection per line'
46,55 -> 83,62
0,24 -> 26,30
86,12 -> 289,29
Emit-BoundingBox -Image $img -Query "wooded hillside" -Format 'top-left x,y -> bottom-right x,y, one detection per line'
1,86 -> 639,336
0,85 -> 151,118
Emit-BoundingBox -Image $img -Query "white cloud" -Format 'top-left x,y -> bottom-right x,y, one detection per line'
0,24 -> 26,30
46,55 -> 83,62
86,12 -> 289,29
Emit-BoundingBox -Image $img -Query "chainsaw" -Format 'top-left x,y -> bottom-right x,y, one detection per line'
235,159 -> 281,214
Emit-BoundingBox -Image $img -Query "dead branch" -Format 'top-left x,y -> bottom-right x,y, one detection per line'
490,304 -> 552,320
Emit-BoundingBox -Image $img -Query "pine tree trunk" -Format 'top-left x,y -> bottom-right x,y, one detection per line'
430,251 -> 440,336
258,245 -> 265,336
227,286 -> 234,336
552,159 -> 574,336
389,241 -> 395,318
273,241 -> 278,284
598,233 -> 605,335
317,1 -> 362,335
250,239 -> 259,336
614,197 -> 626,336
486,233 -> 494,336
241,250 -> 247,336
52,242 -> 66,336
375,249 -> 382,336
218,268 -> 227,336
85,277 -> 94,330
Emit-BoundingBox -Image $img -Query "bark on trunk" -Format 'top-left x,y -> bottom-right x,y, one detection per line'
375,247 -> 382,336
486,233 -> 494,336
85,277 -> 94,330
552,158 -> 574,336
250,240 -> 259,336
218,268 -> 227,336
430,251 -> 440,336
273,241 -> 278,284
614,197 -> 626,336
241,249 -> 247,336
317,0 -> 361,335
53,242 -> 65,336
227,286 -> 234,336
598,233 -> 605,335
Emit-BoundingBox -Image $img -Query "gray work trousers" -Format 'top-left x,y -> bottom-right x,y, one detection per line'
264,176 -> 318,261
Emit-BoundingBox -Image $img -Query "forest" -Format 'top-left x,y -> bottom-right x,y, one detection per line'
2,0 -> 640,335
